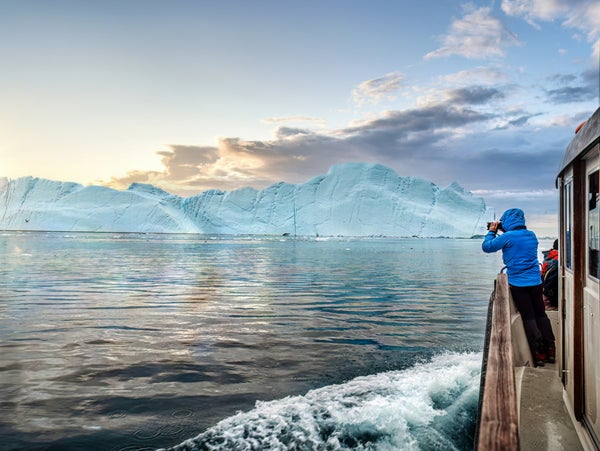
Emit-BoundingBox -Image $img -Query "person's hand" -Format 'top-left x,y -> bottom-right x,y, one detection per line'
488,221 -> 500,233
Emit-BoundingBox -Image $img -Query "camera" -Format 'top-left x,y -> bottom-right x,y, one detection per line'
487,221 -> 502,231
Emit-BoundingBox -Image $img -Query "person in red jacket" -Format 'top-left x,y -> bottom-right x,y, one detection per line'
541,239 -> 558,273
541,239 -> 559,309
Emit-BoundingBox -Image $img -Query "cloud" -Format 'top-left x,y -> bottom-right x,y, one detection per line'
544,71 -> 598,104
105,145 -> 225,193
564,1 -> 600,42
501,0 -> 569,26
502,0 -> 600,56
352,72 -> 404,106
493,111 -> 541,129
439,67 -> 512,86
261,116 -> 327,127
448,86 -> 505,104
424,6 -> 522,60
99,169 -> 163,190
546,85 -> 594,104
274,127 -> 317,138
157,145 -> 220,180
472,188 -> 556,200
349,105 -> 489,133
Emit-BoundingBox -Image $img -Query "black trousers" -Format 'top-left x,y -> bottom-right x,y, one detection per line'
510,284 -> 555,356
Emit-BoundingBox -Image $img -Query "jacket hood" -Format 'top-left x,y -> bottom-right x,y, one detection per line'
499,208 -> 526,231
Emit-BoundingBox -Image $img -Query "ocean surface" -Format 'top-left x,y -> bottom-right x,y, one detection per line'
0,232 -> 552,450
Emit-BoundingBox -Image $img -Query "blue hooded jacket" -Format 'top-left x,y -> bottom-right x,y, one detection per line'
482,208 -> 541,287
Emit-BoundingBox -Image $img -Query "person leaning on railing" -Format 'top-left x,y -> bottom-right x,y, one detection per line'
481,208 -> 556,367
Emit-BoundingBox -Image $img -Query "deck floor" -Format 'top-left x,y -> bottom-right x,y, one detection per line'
518,309 -> 583,450
519,363 -> 583,450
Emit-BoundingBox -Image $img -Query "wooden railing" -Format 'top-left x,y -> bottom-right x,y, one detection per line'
475,273 -> 520,450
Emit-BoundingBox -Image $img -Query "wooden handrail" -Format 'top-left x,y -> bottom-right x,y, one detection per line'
475,273 -> 520,450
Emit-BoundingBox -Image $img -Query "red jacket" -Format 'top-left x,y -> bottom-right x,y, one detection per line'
541,249 -> 558,275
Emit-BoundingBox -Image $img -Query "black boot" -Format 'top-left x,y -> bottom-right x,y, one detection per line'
534,339 -> 546,367
534,352 -> 546,367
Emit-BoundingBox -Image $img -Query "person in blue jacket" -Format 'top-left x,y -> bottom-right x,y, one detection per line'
482,208 -> 555,367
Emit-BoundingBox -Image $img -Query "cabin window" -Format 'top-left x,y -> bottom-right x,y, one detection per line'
589,170 -> 599,279
565,180 -> 572,270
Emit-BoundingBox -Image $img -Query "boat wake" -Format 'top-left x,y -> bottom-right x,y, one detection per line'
163,352 -> 481,451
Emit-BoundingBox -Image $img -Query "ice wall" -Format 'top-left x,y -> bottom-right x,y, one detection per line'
0,163 -> 493,237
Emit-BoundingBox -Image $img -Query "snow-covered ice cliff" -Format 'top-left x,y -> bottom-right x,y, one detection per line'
0,163 -> 493,237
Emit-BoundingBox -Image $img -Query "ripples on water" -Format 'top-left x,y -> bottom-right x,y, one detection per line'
0,232 -> 521,450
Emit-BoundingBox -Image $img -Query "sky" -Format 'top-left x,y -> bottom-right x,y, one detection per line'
1,0 -> 599,236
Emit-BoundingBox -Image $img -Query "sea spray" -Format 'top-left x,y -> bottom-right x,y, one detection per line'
163,352 -> 481,451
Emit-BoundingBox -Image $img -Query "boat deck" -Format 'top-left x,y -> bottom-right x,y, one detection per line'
518,310 -> 583,450
518,364 -> 583,450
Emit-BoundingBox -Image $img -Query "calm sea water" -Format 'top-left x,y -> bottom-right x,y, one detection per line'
0,232 -> 550,450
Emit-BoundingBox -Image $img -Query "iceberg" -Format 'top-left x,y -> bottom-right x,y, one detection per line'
0,162 -> 493,237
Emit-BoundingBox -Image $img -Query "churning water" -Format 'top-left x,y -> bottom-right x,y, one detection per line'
0,232 -> 548,450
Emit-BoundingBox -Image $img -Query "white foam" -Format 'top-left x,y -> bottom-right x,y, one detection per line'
166,352 -> 482,450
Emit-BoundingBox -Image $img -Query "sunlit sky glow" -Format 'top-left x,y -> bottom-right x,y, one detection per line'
2,0 -> 600,236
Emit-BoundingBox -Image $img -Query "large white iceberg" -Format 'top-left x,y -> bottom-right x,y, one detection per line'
0,162 -> 493,237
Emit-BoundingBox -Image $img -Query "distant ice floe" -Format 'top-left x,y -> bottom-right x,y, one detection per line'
163,352 -> 482,451
0,163 -> 493,237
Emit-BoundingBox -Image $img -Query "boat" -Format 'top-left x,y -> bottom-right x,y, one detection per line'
475,106 -> 600,450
